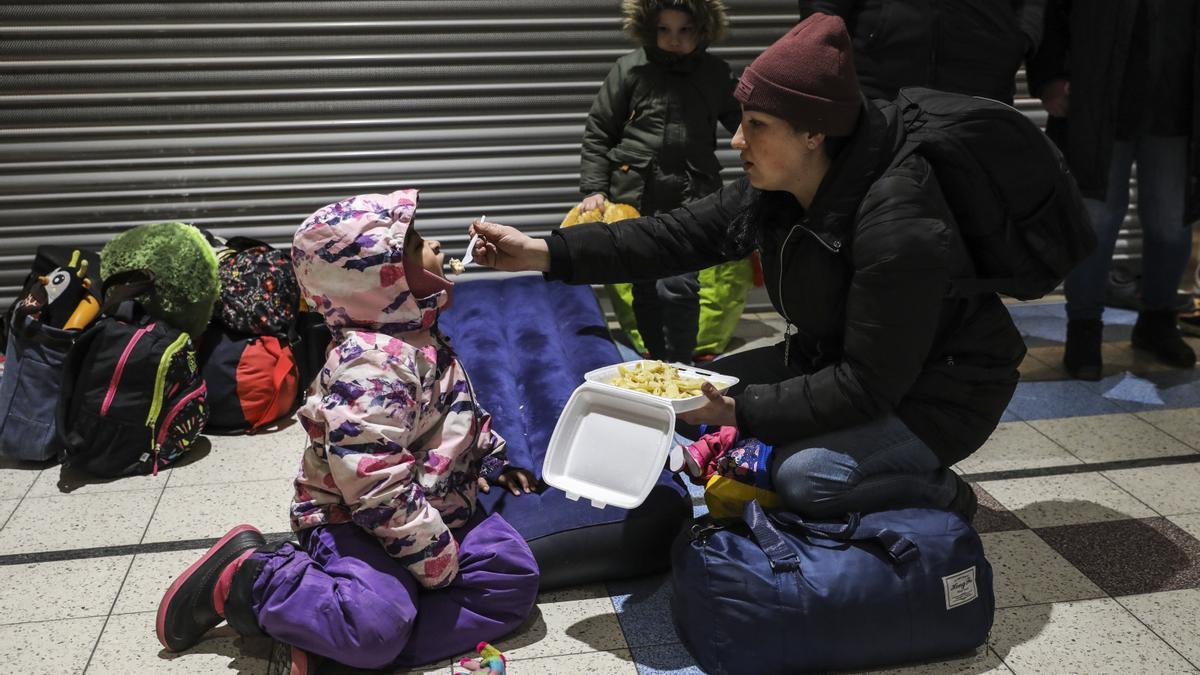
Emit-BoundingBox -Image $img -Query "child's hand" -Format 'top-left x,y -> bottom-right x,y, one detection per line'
478,467 -> 538,496
578,193 -> 607,212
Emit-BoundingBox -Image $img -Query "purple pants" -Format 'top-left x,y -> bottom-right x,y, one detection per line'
249,513 -> 539,670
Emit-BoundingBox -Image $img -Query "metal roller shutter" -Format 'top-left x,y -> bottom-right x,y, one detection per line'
0,4 -> 1146,308
0,1 -> 800,306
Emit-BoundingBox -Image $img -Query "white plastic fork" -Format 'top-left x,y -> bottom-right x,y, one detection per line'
461,214 -> 483,266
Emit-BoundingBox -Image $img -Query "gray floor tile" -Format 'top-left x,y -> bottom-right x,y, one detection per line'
142,478 -> 292,543
1028,413 -> 1197,464
608,573 -> 679,648
1035,517 -> 1200,596
0,555 -> 131,625
1171,514 -> 1200,539
978,473 -> 1156,528
981,530 -> 1104,608
1117,589 -> 1200,669
0,615 -> 105,675
0,489 -> 161,555
0,463 -> 42,500
955,422 -> 1080,474
168,425 -> 304,487
1136,408 -> 1200,450
111,548 -> 209,615
972,485 -> 1026,534
0,498 -> 20,530
1104,463 -> 1200,516
1005,379 -> 1126,421
509,648 -> 638,673
27,463 -> 170,497
87,610 -> 269,674
489,583 -> 627,662
855,647 -> 1012,674
629,642 -> 703,675
989,598 -> 1196,673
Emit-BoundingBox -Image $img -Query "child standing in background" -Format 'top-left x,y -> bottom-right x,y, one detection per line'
157,190 -> 539,673
578,0 -> 741,363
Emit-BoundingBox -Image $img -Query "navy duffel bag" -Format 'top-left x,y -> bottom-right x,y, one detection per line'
671,501 -> 994,674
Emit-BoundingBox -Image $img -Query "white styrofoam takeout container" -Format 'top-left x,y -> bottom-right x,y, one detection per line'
542,382 -> 675,510
542,362 -> 737,510
582,360 -> 739,413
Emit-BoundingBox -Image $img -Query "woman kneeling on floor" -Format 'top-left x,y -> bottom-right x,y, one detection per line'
471,14 -> 1027,522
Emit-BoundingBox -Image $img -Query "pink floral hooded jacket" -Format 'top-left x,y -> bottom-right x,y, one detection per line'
290,189 -> 505,589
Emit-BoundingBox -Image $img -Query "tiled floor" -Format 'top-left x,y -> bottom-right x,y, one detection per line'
1,299 -> 1199,674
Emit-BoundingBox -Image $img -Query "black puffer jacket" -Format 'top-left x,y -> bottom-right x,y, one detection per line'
799,0 -> 1047,104
1026,0 -> 1200,222
548,100 -> 1026,466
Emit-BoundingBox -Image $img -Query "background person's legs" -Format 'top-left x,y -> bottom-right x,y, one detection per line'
1063,141 -> 1134,379
658,271 -> 701,363
1129,136 -> 1196,367
631,280 -> 667,359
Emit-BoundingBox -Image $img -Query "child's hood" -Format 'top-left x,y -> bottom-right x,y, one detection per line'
292,189 -> 447,333
622,0 -> 729,46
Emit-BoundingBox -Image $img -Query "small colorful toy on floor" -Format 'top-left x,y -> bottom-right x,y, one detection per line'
456,642 -> 506,674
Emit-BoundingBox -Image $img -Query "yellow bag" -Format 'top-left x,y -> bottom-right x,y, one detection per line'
559,201 -> 640,227
704,474 -> 782,520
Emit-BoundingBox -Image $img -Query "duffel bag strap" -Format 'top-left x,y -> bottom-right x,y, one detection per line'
742,500 -> 801,572
747,501 -> 922,566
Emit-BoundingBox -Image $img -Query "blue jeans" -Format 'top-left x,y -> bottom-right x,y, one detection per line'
768,414 -> 957,518
704,345 -> 958,518
1065,136 -> 1192,320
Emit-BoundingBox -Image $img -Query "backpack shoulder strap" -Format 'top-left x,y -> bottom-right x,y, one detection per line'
101,269 -> 157,316
223,236 -> 273,252
56,321 -> 105,456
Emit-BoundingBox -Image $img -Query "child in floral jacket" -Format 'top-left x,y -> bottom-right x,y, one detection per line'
157,190 -> 539,673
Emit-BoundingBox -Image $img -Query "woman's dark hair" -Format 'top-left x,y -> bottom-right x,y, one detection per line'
723,127 -> 849,256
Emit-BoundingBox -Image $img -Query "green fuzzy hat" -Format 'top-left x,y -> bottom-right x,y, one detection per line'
100,222 -> 218,337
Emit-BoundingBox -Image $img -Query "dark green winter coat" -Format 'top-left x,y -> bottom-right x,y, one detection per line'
579,46 -> 741,212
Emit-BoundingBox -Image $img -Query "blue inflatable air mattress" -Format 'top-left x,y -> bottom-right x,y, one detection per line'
440,276 -> 689,590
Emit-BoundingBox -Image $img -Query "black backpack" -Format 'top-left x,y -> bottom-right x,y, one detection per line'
57,272 -> 208,477
893,88 -> 1097,300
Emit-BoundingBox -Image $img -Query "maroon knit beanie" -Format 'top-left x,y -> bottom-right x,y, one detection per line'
734,13 -> 861,136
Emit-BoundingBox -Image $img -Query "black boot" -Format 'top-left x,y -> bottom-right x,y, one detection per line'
1063,319 -> 1103,381
156,524 -> 265,652
948,473 -> 978,524
1132,310 -> 1197,368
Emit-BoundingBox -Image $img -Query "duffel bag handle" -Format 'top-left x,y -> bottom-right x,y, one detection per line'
743,501 -> 921,570
743,499 -> 802,572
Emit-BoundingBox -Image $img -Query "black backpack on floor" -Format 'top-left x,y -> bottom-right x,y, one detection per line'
894,87 -> 1097,300
57,272 -> 208,477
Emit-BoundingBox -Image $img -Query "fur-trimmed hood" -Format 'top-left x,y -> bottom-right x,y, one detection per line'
622,0 -> 729,46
